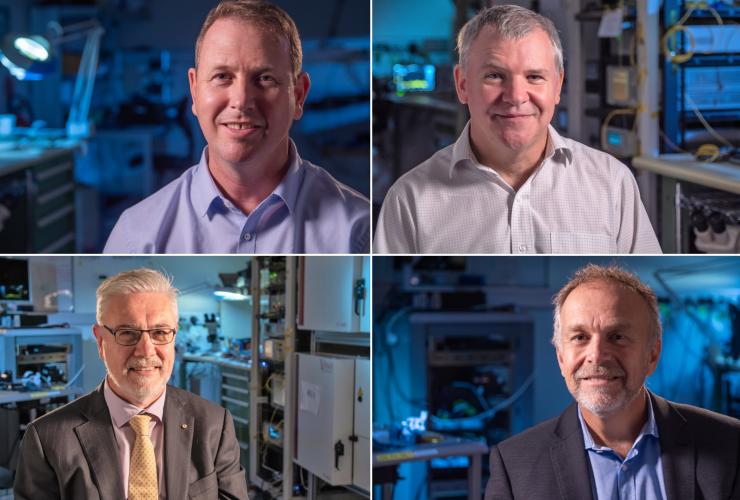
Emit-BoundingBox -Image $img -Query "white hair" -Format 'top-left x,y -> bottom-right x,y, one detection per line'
96,268 -> 178,324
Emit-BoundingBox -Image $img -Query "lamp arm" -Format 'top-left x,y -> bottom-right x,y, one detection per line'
65,27 -> 103,138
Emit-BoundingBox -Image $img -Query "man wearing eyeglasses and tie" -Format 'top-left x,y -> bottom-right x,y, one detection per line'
14,268 -> 248,499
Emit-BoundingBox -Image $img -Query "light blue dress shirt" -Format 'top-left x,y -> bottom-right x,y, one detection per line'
578,396 -> 668,500
103,141 -> 369,254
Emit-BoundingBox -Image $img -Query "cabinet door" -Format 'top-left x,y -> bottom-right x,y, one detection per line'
359,256 -> 370,333
295,354 -> 355,485
299,256 -> 365,333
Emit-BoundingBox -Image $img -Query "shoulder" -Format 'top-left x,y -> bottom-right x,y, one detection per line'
385,144 -> 455,203
119,165 -> 197,219
558,134 -> 632,178
496,415 -> 561,457
668,399 -> 740,433
26,389 -> 99,435
104,166 -> 199,252
166,385 -> 227,420
299,161 -> 369,212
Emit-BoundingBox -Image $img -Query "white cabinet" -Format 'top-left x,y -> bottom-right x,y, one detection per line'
353,359 -> 370,491
298,256 -> 369,333
295,354 -> 370,489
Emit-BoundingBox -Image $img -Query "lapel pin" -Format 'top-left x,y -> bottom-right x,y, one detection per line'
181,424 -> 188,429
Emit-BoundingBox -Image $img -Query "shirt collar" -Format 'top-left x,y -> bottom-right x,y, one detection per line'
449,121 -> 573,179
103,377 -> 166,429
191,139 -> 304,217
577,391 -> 660,452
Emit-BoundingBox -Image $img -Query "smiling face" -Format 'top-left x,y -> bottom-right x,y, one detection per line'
556,281 -> 661,417
93,292 -> 177,408
454,26 -> 563,160
188,17 -> 309,173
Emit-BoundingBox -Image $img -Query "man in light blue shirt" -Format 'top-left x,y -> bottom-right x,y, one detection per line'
485,264 -> 740,500
104,0 -> 369,254
578,398 -> 667,500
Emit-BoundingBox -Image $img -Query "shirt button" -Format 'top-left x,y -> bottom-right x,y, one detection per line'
620,464 -> 628,472
518,244 -> 527,252
243,233 -> 253,242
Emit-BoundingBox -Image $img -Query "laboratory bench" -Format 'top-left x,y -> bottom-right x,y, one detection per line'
0,147 -> 77,253
633,154 -> 740,253
373,431 -> 488,500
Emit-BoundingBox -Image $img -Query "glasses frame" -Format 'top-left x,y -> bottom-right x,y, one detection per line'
102,325 -> 177,346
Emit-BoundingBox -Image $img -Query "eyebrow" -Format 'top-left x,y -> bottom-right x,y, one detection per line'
564,321 -> 631,333
480,62 -> 551,74
206,64 -> 276,74
110,323 -> 173,329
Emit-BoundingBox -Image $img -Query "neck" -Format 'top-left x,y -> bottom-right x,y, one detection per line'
580,388 -> 649,460
208,140 -> 291,214
470,126 -> 548,191
106,375 -> 164,409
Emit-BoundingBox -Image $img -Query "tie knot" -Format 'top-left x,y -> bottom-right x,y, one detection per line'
130,414 -> 152,436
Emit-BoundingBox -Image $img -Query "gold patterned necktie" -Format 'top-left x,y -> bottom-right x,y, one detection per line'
128,414 -> 158,500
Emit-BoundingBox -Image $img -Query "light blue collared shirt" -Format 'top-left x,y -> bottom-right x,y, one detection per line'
578,394 -> 668,500
103,141 -> 369,253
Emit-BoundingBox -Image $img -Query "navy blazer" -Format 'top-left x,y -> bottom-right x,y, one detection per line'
485,391 -> 740,500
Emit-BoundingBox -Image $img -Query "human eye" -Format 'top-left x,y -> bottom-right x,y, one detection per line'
150,329 -> 171,342
610,331 -> 627,342
527,74 -> 544,81
485,72 -> 503,80
257,74 -> 279,87
212,72 -> 232,83
569,333 -> 587,344
116,329 -> 139,344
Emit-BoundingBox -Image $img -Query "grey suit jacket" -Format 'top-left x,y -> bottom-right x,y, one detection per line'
13,383 -> 249,499
485,392 -> 740,500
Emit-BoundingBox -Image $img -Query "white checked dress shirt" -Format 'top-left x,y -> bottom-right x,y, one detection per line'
374,122 -> 662,254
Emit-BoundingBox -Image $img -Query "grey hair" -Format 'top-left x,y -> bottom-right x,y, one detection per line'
456,4 -> 563,73
551,264 -> 662,348
96,268 -> 178,324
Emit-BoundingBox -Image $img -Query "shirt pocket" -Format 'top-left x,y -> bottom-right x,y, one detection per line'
550,231 -> 616,254
188,471 -> 217,499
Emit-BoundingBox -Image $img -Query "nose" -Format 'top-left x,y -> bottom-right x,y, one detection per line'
133,331 -> 157,358
229,79 -> 256,112
584,335 -> 611,365
502,76 -> 528,107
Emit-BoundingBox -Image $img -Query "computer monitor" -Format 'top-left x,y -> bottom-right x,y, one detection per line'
0,257 -> 31,303
392,63 -> 436,94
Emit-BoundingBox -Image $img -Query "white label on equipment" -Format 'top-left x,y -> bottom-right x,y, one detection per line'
598,7 -> 623,38
320,359 -> 333,373
299,381 -> 320,415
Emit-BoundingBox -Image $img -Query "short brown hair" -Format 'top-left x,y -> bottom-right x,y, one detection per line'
194,0 -> 302,78
552,264 -> 662,347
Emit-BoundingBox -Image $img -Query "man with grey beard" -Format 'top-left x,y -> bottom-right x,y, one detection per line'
485,264 -> 740,500
14,268 -> 248,499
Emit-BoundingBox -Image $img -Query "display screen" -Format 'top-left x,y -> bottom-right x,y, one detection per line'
0,257 -> 30,302
393,63 -> 436,93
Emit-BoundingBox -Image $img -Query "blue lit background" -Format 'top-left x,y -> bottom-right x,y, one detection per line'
373,256 -> 740,499
0,0 -> 369,252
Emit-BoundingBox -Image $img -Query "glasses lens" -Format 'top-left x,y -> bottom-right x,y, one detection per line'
116,329 -> 140,346
150,328 -> 174,344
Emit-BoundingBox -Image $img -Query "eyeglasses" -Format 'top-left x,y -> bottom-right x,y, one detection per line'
102,325 -> 177,346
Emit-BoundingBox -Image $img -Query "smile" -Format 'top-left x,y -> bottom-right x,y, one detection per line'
579,376 -> 621,384
224,122 -> 258,130
128,366 -> 160,374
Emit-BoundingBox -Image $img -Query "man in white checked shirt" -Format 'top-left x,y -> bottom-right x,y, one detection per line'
14,269 -> 248,499
374,4 -> 662,254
